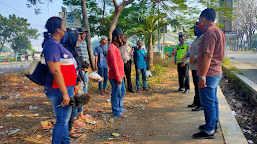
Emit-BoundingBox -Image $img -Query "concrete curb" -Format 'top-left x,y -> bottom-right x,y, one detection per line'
218,86 -> 248,144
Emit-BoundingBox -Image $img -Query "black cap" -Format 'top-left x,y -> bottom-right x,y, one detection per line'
112,28 -> 123,37
191,22 -> 199,29
78,27 -> 88,33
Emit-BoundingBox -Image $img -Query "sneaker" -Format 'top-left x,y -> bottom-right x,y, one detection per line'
175,88 -> 183,92
192,131 -> 214,139
192,106 -> 203,111
183,89 -> 189,94
136,89 -> 141,93
143,88 -> 149,91
199,125 -> 218,133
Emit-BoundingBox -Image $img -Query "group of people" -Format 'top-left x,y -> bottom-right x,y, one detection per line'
174,8 -> 225,139
41,7 -> 224,143
42,16 -> 148,143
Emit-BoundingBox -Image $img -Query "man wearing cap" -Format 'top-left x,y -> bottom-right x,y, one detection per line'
134,40 -> 148,92
182,22 -> 203,111
174,32 -> 190,94
94,37 -> 109,95
107,28 -> 127,118
120,35 -> 135,93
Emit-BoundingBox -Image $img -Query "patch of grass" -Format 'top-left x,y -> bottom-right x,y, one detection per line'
222,58 -> 230,66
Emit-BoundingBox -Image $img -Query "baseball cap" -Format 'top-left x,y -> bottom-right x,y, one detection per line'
137,40 -> 143,44
112,28 -> 123,37
78,27 -> 88,33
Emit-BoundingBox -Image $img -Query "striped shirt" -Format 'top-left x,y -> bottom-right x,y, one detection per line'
77,41 -> 89,62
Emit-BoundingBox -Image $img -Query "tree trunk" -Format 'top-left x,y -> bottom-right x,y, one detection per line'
14,51 -> 17,62
81,0 -> 95,70
108,7 -> 123,43
147,32 -> 153,71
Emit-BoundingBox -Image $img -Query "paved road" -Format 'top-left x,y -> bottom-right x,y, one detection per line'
227,51 -> 257,84
0,62 -> 31,73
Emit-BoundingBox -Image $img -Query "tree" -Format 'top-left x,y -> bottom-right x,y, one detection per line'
0,14 -> 38,61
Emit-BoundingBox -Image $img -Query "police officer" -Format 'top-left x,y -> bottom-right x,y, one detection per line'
174,32 -> 190,94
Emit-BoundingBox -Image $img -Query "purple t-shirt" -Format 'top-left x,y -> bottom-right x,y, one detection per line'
43,38 -> 77,89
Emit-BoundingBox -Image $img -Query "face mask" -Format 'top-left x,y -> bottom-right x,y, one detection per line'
198,18 -> 204,31
179,39 -> 184,43
194,27 -> 203,37
60,29 -> 68,43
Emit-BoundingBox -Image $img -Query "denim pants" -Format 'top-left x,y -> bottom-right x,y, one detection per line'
109,78 -> 126,116
82,71 -> 88,93
199,74 -> 222,135
44,86 -> 74,144
98,67 -> 108,90
136,68 -> 147,90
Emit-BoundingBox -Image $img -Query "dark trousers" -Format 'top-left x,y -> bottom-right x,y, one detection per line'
192,70 -> 201,107
124,59 -> 133,91
177,63 -> 190,90
68,105 -> 76,131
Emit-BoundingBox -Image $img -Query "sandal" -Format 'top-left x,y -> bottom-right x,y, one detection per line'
75,128 -> 84,133
75,121 -> 86,127
69,132 -> 82,139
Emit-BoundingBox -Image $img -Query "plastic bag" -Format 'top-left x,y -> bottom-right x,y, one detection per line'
89,71 -> 104,82
146,70 -> 152,78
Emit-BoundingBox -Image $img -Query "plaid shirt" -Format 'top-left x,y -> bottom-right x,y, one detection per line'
77,41 -> 89,62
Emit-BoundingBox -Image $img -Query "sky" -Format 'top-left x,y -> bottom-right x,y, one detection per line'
0,0 -> 65,50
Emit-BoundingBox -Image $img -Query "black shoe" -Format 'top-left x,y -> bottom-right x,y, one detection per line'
192,106 -> 203,111
188,103 -> 197,108
199,125 -> 218,133
192,131 -> 214,139
183,89 -> 189,94
175,88 -> 183,92
129,90 -> 135,93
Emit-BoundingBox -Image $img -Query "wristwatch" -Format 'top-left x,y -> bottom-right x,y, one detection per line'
199,76 -> 206,80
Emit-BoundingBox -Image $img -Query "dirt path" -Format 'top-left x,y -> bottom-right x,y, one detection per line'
0,69 -> 224,144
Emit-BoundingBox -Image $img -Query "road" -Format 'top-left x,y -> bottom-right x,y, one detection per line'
0,62 -> 31,73
227,51 -> 257,84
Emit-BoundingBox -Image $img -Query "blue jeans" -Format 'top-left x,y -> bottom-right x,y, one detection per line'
199,74 -> 222,135
109,78 -> 126,116
136,68 -> 147,90
44,86 -> 74,144
98,67 -> 108,90
82,71 -> 88,93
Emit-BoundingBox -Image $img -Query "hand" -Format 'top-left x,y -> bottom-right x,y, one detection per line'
180,62 -> 186,67
83,68 -> 88,72
190,57 -> 196,64
199,79 -> 207,88
61,93 -> 70,107
137,69 -> 140,74
95,66 -> 98,70
117,80 -> 122,85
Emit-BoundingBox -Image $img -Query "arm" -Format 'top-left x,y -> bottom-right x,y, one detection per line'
47,61 -> 70,106
94,46 -> 99,70
174,51 -> 177,64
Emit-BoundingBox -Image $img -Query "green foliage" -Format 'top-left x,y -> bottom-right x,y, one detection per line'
152,65 -> 167,76
222,58 -> 230,66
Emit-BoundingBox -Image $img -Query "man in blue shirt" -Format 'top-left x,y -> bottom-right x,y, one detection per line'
94,37 -> 109,95
134,40 -> 148,92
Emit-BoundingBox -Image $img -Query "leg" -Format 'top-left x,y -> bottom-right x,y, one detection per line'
83,71 -> 88,93
45,86 -> 74,144
98,68 -> 104,92
142,68 -> 147,90
177,63 -> 184,89
120,78 -> 126,112
184,63 -> 190,90
103,68 -> 108,90
192,70 -> 201,106
110,79 -> 122,116
77,107 -> 83,118
68,105 -> 76,132
136,69 -> 140,90
127,60 -> 133,91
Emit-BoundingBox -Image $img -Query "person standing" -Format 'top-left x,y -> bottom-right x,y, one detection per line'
42,17 -> 77,144
174,32 -> 190,94
134,40 -> 148,92
192,8 -> 225,139
76,27 -> 89,119
94,37 -> 109,95
185,22 -> 203,111
107,28 -> 127,118
120,35 -> 135,93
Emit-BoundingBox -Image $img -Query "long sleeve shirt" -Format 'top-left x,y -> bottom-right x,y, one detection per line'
107,43 -> 125,82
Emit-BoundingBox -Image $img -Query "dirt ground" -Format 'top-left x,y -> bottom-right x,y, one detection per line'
0,66 -> 187,144
220,75 -> 257,144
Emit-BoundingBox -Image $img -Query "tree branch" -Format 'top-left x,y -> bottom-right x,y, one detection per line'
113,0 -> 118,7
120,0 -> 135,7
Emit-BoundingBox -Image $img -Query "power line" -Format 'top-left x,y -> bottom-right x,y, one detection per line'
0,1 -> 44,22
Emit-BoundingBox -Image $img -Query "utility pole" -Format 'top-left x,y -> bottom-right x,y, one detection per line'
81,0 -> 95,70
157,1 -> 160,55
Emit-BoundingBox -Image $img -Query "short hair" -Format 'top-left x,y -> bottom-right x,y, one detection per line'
100,36 -> 107,41
200,8 -> 216,22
